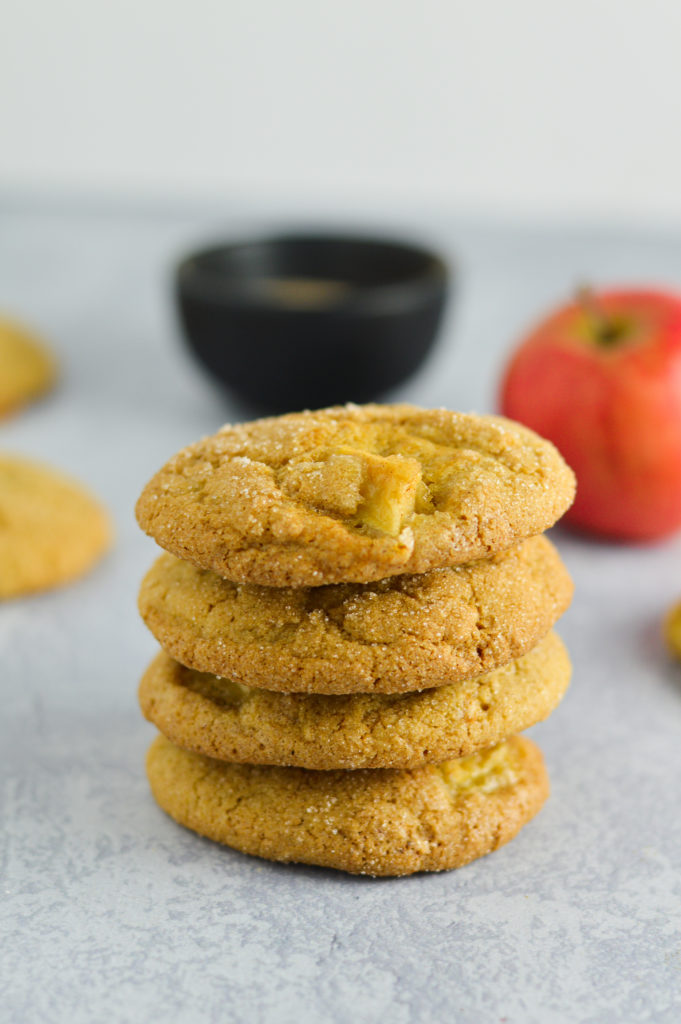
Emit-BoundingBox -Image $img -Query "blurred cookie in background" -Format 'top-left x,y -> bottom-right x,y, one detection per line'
0,316 -> 57,419
0,454 -> 112,599
664,598 -> 681,660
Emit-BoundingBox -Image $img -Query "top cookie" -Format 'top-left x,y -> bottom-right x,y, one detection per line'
0,317 -> 56,419
136,404 -> 575,587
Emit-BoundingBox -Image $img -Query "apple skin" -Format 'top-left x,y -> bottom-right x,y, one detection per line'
499,289 -> 681,541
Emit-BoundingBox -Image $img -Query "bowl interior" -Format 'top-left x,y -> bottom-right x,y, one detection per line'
181,236 -> 445,307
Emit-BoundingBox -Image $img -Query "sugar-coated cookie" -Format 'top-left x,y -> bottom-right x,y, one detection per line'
146,733 -> 549,876
136,404 -> 575,587
0,317 -> 56,419
139,535 -> 572,694
0,454 -> 111,598
139,631 -> 570,770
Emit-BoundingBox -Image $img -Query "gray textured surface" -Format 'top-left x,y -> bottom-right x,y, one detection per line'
2,197 -> 681,1024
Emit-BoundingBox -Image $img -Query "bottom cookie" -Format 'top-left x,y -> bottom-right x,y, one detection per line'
146,733 -> 549,876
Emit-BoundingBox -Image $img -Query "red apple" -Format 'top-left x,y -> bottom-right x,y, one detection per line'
499,288 -> 681,540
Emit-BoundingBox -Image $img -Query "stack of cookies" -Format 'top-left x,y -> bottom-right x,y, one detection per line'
135,404 -> 575,876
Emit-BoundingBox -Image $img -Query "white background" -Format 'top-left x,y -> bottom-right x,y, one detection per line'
3,0 -> 681,224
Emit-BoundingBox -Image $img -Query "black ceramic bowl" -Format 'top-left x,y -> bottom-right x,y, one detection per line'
175,234 -> 449,414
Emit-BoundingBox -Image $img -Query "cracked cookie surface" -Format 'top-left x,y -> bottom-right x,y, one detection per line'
139,631 -> 570,770
135,404 -> 576,587
0,454 -> 111,598
146,733 -> 549,876
139,535 -> 572,693
0,317 -> 56,419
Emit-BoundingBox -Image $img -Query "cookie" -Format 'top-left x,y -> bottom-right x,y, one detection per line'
0,454 -> 112,598
0,317 -> 56,419
139,535 -> 572,694
146,733 -> 549,876
135,404 -> 575,586
139,631 -> 570,771
664,599 -> 681,660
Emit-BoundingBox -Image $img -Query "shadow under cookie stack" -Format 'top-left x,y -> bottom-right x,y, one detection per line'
135,405 -> 575,877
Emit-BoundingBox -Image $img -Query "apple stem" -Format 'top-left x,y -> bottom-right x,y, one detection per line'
577,286 -> 627,347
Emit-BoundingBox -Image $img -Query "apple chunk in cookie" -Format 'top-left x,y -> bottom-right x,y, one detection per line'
135,404 -> 575,587
280,448 -> 423,537
356,451 -> 425,535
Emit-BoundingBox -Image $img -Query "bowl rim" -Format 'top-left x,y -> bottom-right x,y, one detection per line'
176,233 -> 449,316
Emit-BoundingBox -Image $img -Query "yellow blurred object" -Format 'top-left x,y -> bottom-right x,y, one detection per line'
663,599 -> 681,660
0,316 -> 57,418
0,454 -> 111,598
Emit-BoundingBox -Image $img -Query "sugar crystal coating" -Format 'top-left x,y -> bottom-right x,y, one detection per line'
139,631 -> 571,770
146,733 -> 549,876
136,404 -> 576,587
138,535 -> 573,693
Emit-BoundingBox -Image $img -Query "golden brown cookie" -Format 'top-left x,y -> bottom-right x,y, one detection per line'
139,631 -> 570,770
138,535 -> 573,694
0,317 -> 56,419
146,733 -> 549,876
0,454 -> 112,598
664,599 -> 681,660
135,404 -> 575,587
